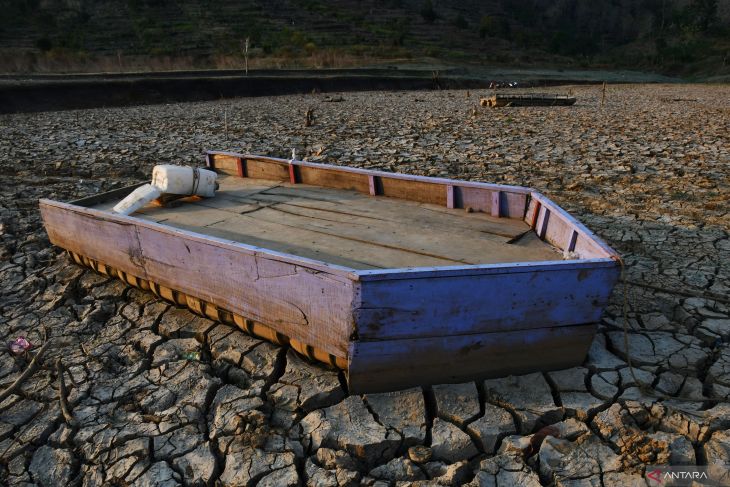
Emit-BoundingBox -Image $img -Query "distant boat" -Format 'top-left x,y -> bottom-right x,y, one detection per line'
481,93 -> 577,107
40,150 -> 619,393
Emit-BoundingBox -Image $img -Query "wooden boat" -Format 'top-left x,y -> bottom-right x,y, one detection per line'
40,150 -> 620,393
480,93 -> 577,107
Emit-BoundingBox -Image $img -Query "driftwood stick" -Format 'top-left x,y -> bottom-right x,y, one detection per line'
56,358 -> 78,427
304,108 -> 314,127
0,340 -> 52,403
224,107 -> 228,140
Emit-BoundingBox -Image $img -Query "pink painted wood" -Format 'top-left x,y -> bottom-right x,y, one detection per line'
39,151 -> 622,393
205,150 -> 618,264
491,191 -> 501,217
40,200 -> 359,358
368,175 -> 377,196
209,150 -> 532,194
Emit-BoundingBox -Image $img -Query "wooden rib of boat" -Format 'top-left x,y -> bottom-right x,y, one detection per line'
40,150 -> 620,393
480,93 -> 577,107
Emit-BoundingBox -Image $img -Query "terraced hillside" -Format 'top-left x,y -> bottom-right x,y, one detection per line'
0,0 -> 729,76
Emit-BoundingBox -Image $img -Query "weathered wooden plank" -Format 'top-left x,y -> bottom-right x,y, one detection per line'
447,186 -> 526,220
208,153 -> 240,176
210,153 -> 290,181
347,324 -> 597,393
40,202 -> 149,279
209,151 -> 532,194
134,225 -> 354,357
298,166 -> 371,193
354,258 -> 617,280
528,192 -> 617,260
480,94 -> 577,108
541,209 -> 572,252
245,205 -> 559,265
247,158 -> 290,182
185,179 -> 280,214
254,185 -> 528,239
206,150 -> 533,224
40,200 -> 357,358
491,191 -> 501,218
110,175 -> 559,268
368,175 -> 378,196
379,177 -> 446,205
354,265 -> 619,340
127,195 -> 467,269
268,201 -> 514,245
102,182 -> 501,270
202,213 -> 459,269
573,234 -> 608,260
140,203 -> 231,227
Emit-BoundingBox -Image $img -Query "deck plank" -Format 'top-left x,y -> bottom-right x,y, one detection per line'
244,206 -> 557,266
139,206 -> 460,269
258,184 -> 528,238
203,215 -> 459,269
92,175 -> 562,270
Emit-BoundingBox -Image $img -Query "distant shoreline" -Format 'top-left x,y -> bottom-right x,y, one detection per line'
0,68 -> 681,114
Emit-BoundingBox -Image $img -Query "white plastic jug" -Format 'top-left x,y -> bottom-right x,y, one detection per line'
113,165 -> 218,216
151,165 -> 218,198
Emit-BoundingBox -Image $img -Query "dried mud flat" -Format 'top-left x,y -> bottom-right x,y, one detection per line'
0,84 -> 729,486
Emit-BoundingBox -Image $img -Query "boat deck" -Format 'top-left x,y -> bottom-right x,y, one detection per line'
92,175 -> 562,270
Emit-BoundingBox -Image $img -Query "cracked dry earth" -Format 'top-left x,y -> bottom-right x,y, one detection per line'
0,83 -> 729,486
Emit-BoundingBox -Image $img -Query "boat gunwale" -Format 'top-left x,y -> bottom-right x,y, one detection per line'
42,151 -> 620,283
38,197 -> 363,281
354,258 -> 617,281
528,190 -> 618,259
207,150 -> 533,194
205,150 -> 620,272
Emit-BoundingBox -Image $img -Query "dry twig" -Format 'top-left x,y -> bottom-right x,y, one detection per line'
0,339 -> 52,403
56,358 -> 78,427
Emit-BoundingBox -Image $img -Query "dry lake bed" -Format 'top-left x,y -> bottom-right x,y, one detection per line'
0,84 -> 729,486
